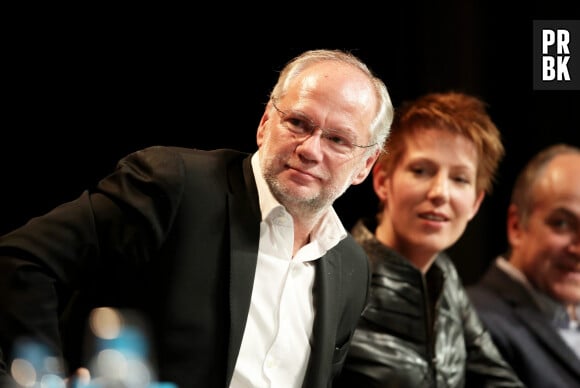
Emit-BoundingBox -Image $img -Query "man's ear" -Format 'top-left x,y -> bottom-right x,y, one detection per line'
351,150 -> 381,185
256,103 -> 272,147
506,204 -> 523,247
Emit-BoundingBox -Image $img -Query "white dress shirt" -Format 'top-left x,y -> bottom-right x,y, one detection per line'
230,152 -> 347,388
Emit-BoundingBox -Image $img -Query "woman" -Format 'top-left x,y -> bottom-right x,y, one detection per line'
334,92 -> 524,387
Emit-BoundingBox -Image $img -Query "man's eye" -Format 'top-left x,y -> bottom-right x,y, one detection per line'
324,133 -> 348,145
549,218 -> 572,231
286,117 -> 310,133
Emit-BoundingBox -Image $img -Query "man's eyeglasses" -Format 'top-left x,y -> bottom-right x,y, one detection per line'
271,100 -> 377,157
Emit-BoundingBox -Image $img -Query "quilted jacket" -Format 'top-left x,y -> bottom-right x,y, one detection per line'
334,218 -> 524,387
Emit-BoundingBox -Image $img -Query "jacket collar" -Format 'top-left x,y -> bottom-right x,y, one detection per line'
225,154 -> 261,383
486,261 -> 580,375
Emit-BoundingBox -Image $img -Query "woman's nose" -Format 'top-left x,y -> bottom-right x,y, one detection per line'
427,174 -> 450,203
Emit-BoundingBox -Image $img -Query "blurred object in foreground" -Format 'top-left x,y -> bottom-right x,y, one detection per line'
82,307 -> 176,388
6,307 -> 176,388
9,338 -> 66,387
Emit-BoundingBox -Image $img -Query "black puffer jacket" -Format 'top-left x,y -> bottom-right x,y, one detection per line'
334,219 -> 524,388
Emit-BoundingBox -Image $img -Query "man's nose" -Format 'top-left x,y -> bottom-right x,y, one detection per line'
568,232 -> 580,256
296,129 -> 324,161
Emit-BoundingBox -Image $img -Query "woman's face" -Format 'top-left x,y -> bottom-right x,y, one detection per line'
374,128 -> 484,265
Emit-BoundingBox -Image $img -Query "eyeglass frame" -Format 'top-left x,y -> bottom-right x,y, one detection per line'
270,98 -> 378,156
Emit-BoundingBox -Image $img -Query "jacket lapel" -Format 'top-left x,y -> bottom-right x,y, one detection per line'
225,155 -> 261,382
489,265 -> 580,377
513,304 -> 580,376
303,249 -> 342,387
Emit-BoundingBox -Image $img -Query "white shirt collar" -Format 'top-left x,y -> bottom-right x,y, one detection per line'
250,152 -> 347,255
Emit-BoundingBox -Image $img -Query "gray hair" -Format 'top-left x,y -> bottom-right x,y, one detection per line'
269,49 -> 394,155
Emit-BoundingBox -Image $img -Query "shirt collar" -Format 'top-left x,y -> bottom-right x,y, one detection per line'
251,152 -> 284,222
250,152 -> 347,253
497,256 -> 579,328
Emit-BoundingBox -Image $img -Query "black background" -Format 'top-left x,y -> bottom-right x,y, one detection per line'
2,2 -> 579,285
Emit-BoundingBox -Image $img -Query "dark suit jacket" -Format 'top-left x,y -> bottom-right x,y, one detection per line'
0,146 -> 371,388
468,260 -> 580,388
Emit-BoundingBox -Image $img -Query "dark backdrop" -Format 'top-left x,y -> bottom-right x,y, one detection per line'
2,2 -> 579,285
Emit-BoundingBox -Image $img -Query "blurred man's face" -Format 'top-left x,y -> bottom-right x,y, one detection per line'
509,153 -> 580,303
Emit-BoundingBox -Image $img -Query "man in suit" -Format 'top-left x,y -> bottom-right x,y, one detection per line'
0,49 -> 394,387
468,143 -> 580,388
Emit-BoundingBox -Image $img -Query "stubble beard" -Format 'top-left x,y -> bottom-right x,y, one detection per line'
261,155 -> 359,218
265,173 -> 332,216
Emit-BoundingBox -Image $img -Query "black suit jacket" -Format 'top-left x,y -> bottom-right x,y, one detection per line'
468,260 -> 580,388
0,146 -> 371,387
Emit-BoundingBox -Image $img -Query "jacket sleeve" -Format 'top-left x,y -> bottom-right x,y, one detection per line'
460,285 -> 525,387
0,146 -> 185,377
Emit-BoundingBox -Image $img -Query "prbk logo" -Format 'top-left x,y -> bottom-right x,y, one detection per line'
533,20 -> 580,90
